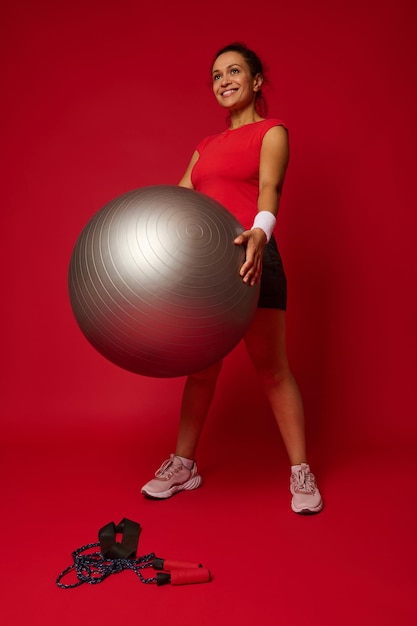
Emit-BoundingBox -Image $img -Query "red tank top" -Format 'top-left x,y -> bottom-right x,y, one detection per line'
191,118 -> 286,229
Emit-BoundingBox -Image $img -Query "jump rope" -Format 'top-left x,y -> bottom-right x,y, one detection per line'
56,518 -> 211,588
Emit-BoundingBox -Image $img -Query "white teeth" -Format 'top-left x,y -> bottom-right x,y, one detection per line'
222,89 -> 236,97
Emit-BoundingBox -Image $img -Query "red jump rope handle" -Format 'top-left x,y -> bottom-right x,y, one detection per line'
156,567 -> 211,586
153,557 -> 202,571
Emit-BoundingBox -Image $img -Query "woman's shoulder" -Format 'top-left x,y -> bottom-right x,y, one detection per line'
195,130 -> 223,153
195,119 -> 287,152
259,118 -> 287,133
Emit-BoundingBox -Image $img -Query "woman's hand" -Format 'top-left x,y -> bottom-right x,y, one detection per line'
234,228 -> 267,286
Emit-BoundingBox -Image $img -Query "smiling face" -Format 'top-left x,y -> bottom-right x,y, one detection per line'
211,51 -> 263,112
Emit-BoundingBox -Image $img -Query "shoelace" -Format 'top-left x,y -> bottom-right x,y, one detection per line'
293,468 -> 316,494
155,457 -> 180,479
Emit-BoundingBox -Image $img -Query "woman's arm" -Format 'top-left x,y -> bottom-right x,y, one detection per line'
178,150 -> 200,188
257,124 -> 289,217
235,125 -> 289,286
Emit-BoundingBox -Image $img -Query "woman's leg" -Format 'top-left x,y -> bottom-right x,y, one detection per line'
141,359 -> 222,498
175,359 -> 223,460
244,308 -> 307,465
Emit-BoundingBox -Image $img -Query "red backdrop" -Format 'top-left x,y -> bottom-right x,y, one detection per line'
2,0 -> 416,448
1,2 -> 417,623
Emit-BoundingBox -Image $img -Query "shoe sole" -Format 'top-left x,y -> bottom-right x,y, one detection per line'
291,500 -> 324,515
141,475 -> 202,499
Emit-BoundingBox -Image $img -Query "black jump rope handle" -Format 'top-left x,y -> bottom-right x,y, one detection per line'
98,520 -> 212,586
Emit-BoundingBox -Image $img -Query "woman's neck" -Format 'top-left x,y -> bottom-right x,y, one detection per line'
228,109 -> 263,130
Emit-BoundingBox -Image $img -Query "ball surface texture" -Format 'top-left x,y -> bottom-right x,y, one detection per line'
68,185 -> 260,377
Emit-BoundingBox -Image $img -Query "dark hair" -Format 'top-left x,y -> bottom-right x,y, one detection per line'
211,42 -> 268,117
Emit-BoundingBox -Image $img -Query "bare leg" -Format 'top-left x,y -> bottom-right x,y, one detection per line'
175,360 -> 223,459
244,309 -> 307,465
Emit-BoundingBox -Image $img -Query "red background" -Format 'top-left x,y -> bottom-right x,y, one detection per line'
1,0 -> 416,624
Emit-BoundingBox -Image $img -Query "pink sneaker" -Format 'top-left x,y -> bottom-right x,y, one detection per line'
290,463 -> 323,514
141,454 -> 202,499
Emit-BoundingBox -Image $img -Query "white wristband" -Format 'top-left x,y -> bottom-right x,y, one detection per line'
251,211 -> 276,243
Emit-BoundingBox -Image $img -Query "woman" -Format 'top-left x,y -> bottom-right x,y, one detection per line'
141,43 -> 323,514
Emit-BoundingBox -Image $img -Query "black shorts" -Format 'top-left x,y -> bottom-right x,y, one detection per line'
258,236 -> 287,310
